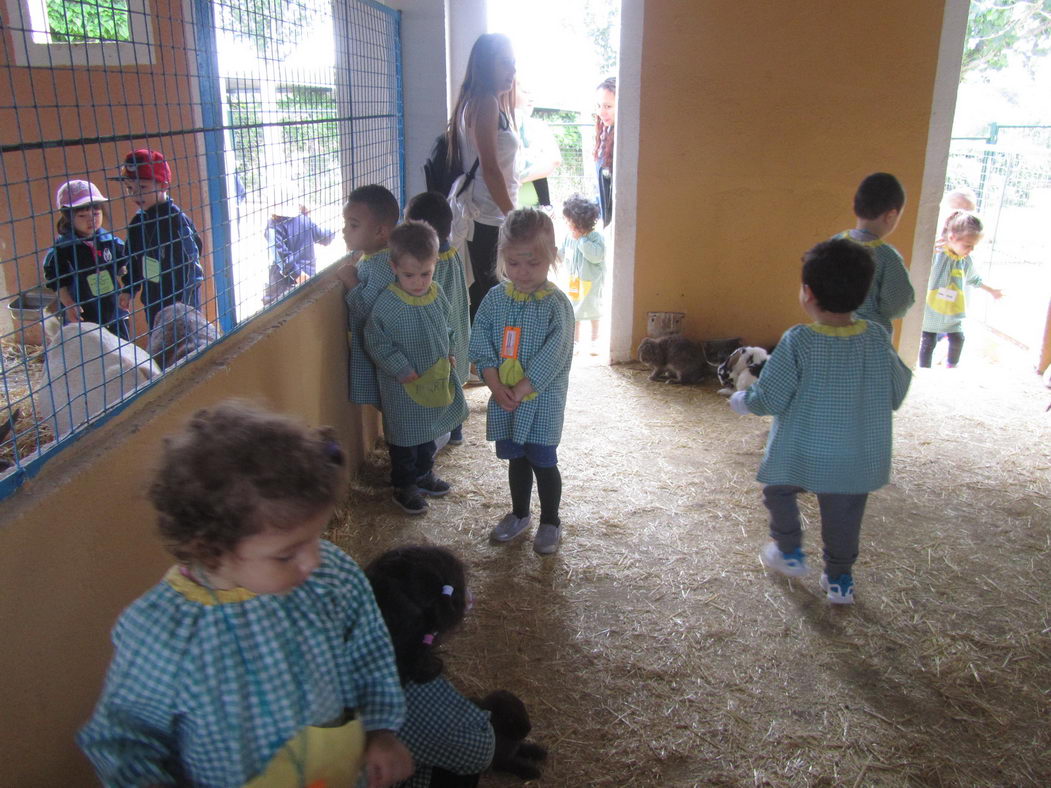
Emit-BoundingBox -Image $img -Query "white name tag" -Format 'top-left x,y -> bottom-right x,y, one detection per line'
937,287 -> 957,303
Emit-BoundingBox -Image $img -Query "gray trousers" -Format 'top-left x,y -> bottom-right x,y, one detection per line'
762,485 -> 868,577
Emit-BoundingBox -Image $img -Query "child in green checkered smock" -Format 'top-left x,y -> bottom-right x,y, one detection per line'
365,221 -> 468,515
367,546 -> 505,788
406,191 -> 471,445
470,209 -> 574,555
338,185 -> 402,408
560,194 -> 606,355
729,239 -> 912,605
78,401 -> 412,788
834,172 -> 915,337
918,210 -> 1003,368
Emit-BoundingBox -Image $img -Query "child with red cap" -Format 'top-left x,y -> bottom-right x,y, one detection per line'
111,149 -> 204,328
43,179 -> 130,339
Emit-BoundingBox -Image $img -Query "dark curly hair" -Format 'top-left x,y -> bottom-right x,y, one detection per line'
365,545 -> 468,685
406,191 -> 453,244
149,400 -> 346,568
802,238 -> 875,314
347,184 -> 401,228
562,193 -> 600,234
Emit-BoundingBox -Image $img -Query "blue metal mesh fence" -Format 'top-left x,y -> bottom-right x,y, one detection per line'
0,0 -> 402,494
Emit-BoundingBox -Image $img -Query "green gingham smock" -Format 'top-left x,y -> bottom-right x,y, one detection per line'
743,321 -> 912,494
395,677 -> 495,788
560,230 -> 606,321
837,231 -> 915,335
469,281 -> 574,446
346,249 -> 395,407
921,249 -> 983,334
436,245 -> 471,384
78,540 -> 404,788
364,282 -> 468,447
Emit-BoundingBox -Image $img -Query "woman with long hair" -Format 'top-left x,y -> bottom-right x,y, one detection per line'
594,77 -> 616,227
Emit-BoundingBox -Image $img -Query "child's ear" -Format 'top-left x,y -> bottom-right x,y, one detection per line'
800,284 -> 817,304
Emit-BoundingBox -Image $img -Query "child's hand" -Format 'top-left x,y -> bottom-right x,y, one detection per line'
336,260 -> 360,290
491,384 -> 518,412
448,354 -> 456,367
295,271 -> 310,285
511,377 -> 535,402
63,305 -> 83,322
728,390 -> 751,415
118,292 -> 131,311
363,729 -> 413,788
398,370 -> 420,384
987,286 -> 1004,300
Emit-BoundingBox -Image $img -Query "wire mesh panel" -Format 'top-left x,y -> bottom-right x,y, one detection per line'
946,126 -> 1051,356
0,0 -> 403,495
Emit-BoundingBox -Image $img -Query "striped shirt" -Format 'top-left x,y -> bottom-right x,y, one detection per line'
837,230 -> 915,336
78,540 -> 404,787
470,281 -> 574,446
743,321 -> 911,494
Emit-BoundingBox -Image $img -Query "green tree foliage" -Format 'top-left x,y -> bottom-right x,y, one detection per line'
962,0 -> 1051,77
47,0 -> 130,43
217,0 -> 321,57
581,0 -> 619,78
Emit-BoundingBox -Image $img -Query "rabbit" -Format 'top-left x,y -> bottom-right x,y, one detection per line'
637,334 -> 708,384
717,346 -> 769,395
148,304 -> 221,370
474,690 -> 547,780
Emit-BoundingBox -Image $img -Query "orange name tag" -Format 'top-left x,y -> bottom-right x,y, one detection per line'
501,326 -> 521,359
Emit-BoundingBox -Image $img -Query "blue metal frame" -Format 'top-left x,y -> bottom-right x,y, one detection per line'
191,0 -> 236,334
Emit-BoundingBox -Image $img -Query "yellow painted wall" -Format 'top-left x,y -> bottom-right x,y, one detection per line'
0,277 -> 380,785
632,1 -> 947,350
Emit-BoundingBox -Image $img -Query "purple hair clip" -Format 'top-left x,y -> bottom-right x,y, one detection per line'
441,585 -> 454,597
322,439 -> 344,466
422,633 -> 435,646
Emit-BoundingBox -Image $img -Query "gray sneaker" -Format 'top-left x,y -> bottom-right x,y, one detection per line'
533,523 -> 561,555
490,513 -> 531,543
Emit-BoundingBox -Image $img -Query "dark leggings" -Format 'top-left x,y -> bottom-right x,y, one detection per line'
918,331 -> 965,367
509,456 -> 562,526
467,221 -> 500,323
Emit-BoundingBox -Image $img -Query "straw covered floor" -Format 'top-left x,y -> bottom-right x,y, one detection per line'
329,359 -> 1051,787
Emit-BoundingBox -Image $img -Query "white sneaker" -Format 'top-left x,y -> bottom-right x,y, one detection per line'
820,572 -> 855,605
759,541 -> 808,577
490,513 -> 531,543
533,523 -> 561,555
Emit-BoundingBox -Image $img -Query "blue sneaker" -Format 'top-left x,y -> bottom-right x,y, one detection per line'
759,541 -> 808,577
820,572 -> 855,605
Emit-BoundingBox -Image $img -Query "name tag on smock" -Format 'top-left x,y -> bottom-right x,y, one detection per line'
144,256 -> 163,283
500,327 -> 521,360
86,271 -> 115,296
937,287 -> 958,303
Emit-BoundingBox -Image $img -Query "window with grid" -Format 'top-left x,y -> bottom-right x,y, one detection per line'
0,0 -> 404,496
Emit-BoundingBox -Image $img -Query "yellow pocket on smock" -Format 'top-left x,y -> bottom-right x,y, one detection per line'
402,358 -> 454,407
243,714 -> 364,788
85,271 -> 115,296
144,256 -> 163,283
498,358 -> 537,401
926,285 -> 965,315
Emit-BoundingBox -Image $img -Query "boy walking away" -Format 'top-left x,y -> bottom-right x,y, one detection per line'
364,221 -> 467,514
835,172 -> 915,337
111,149 -> 204,330
338,184 -> 401,408
729,238 -> 912,604
263,196 -> 336,305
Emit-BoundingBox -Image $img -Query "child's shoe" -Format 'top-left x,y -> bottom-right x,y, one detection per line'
393,486 -> 428,515
490,513 -> 531,543
759,541 -> 808,577
415,472 -> 451,497
533,523 -> 561,555
447,425 -> 464,446
820,572 -> 855,605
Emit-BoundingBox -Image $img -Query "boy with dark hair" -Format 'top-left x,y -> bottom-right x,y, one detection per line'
112,149 -> 204,329
338,184 -> 401,407
834,172 -> 914,337
406,191 -> 470,444
730,238 -> 912,604
364,221 -> 467,513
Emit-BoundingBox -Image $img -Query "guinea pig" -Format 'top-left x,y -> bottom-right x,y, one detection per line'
637,334 -> 708,384
474,690 -> 547,780
717,346 -> 769,395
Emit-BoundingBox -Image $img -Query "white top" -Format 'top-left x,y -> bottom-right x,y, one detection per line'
457,104 -> 520,226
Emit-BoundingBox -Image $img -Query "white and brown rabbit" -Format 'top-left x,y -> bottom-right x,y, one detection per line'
638,334 -> 708,384
717,346 -> 769,395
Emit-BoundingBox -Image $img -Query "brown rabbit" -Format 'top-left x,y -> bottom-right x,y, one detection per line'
638,334 -> 708,384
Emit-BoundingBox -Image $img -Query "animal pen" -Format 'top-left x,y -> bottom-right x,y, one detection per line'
0,0 -> 402,496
